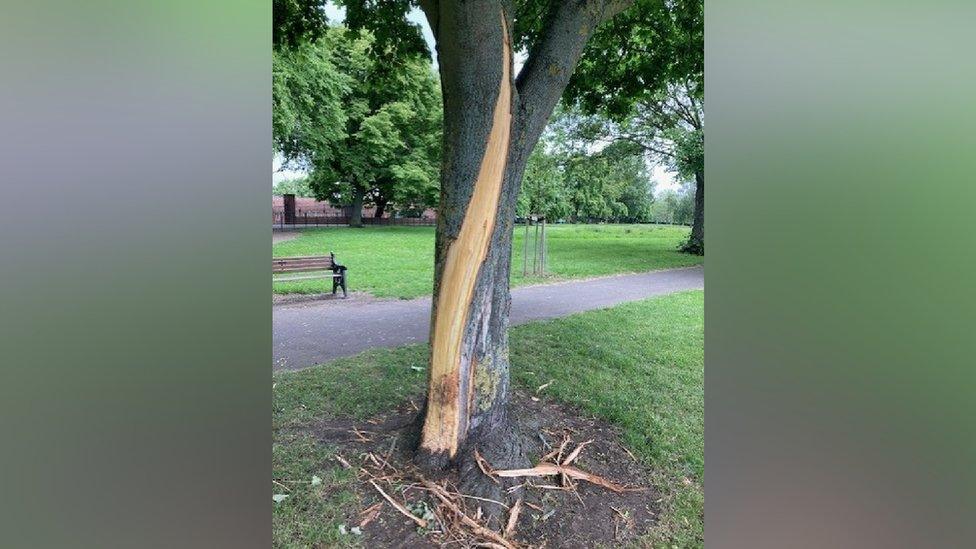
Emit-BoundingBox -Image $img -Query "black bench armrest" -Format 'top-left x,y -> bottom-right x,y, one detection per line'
329,252 -> 347,272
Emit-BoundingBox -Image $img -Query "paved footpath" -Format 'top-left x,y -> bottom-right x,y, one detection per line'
274,266 -> 703,371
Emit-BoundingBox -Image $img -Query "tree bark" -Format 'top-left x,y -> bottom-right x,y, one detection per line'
374,196 -> 387,218
416,4 -> 520,477
414,0 -> 635,506
349,184 -> 365,227
683,170 -> 704,255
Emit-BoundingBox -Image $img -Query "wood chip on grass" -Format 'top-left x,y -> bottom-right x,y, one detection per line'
370,480 -> 428,528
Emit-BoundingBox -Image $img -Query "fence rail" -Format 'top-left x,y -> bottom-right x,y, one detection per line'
272,211 -> 689,229
272,211 -> 436,229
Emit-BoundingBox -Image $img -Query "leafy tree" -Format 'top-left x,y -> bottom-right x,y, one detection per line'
564,140 -> 652,222
273,27 -> 442,226
619,169 -> 655,222
672,181 -> 696,224
328,0 -> 693,512
308,32 -> 442,225
564,81 -> 704,251
515,147 -> 570,221
525,109 -> 653,223
273,0 -> 329,49
272,177 -> 314,198
620,83 -> 703,252
565,0 -> 703,117
562,0 -> 703,252
272,37 -> 349,178
649,181 -> 694,224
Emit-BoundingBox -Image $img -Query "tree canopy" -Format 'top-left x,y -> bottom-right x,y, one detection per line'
272,25 -> 442,220
273,0 -> 329,48
518,107 -> 657,223
563,0 -> 703,118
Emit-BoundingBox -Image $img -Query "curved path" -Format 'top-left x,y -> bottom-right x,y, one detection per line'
274,266 -> 703,371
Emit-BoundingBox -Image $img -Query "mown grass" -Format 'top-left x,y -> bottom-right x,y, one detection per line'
273,290 -> 704,548
272,224 -> 701,298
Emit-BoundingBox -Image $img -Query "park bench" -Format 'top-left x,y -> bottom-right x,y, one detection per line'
272,252 -> 348,297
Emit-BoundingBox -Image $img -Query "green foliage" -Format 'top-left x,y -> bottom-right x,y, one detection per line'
566,0 -> 704,118
273,26 -> 442,217
335,0 -> 429,59
516,147 -> 571,220
273,0 -> 329,49
672,126 -> 704,182
650,183 -> 695,225
563,140 -> 653,222
272,177 -> 314,198
273,37 -> 349,171
520,108 -> 656,223
672,181 -> 696,224
274,291 -> 705,547
272,224 -> 701,298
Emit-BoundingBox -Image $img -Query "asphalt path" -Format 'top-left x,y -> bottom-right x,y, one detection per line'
273,266 -> 703,371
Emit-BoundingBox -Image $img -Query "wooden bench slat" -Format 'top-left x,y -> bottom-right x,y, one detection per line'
274,273 -> 342,281
273,258 -> 335,273
272,251 -> 347,297
272,254 -> 335,262
272,261 -> 334,269
273,267 -> 338,274
272,258 -> 334,265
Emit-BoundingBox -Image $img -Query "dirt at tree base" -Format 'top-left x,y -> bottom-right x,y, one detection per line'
307,390 -> 660,548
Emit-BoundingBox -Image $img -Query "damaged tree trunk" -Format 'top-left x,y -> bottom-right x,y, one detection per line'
417,7 -> 521,478
414,0 -> 636,499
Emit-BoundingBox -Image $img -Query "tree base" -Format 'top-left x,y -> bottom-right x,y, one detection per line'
304,391 -> 664,547
680,237 -> 704,256
414,412 -> 530,527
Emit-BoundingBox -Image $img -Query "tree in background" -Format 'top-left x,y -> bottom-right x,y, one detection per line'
611,83 -> 703,252
556,82 -> 703,242
564,0 -> 704,252
273,0 -> 329,48
273,36 -> 349,182
273,27 -> 442,226
272,177 -> 314,198
523,107 -> 654,223
515,146 -> 571,221
309,30 -> 442,225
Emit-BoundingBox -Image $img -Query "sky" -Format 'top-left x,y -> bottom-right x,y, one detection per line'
274,3 -> 682,196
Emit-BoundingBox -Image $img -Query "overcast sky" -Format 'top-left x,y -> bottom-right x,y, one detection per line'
274,3 -> 682,195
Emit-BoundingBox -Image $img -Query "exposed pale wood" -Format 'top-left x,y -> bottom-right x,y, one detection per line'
492,462 -> 626,493
421,13 -> 513,458
504,498 -> 522,539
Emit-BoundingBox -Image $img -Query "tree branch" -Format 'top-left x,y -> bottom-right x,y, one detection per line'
512,0 -> 635,155
417,0 -> 439,41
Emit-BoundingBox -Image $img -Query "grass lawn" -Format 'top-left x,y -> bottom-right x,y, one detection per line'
273,224 -> 702,298
273,290 -> 704,548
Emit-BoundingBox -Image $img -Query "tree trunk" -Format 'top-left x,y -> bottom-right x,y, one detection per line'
683,170 -> 704,255
417,7 -> 522,480
374,196 -> 387,218
349,185 -> 364,227
414,0 -> 636,517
